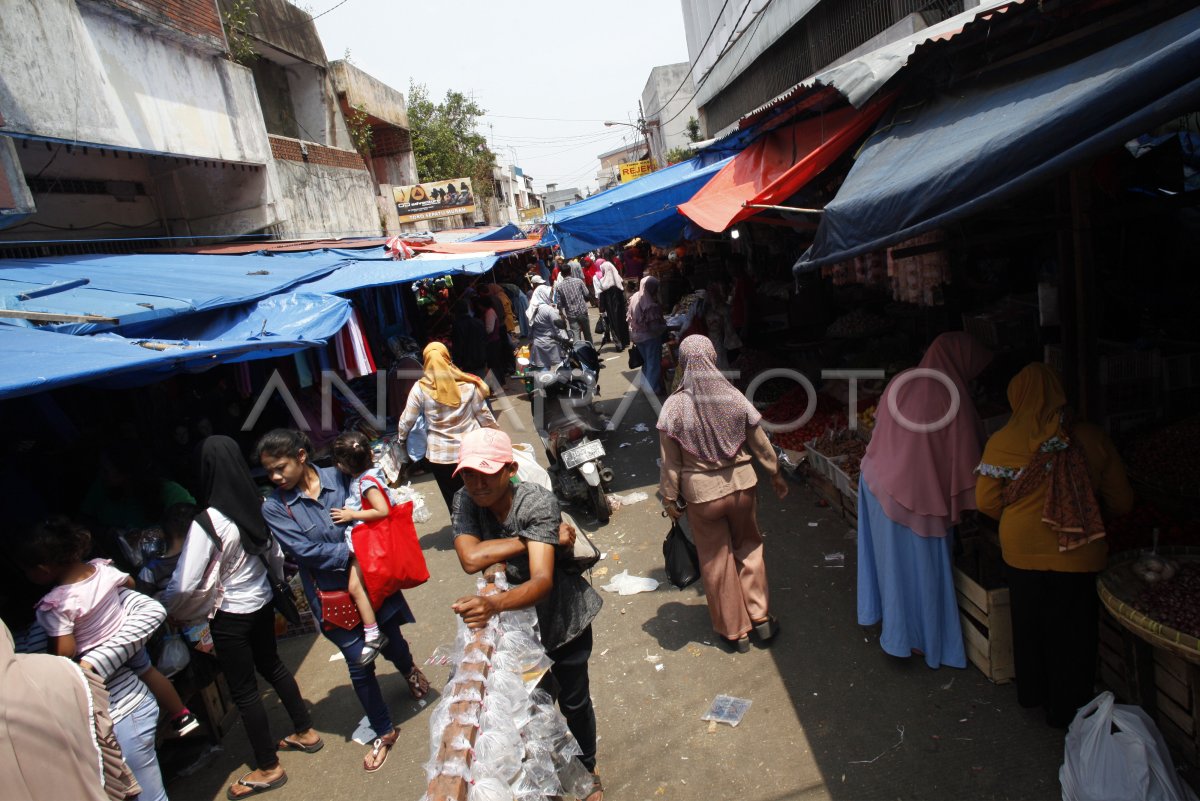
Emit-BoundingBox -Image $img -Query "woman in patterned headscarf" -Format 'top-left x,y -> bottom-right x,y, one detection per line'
976,362 -> 1133,727
657,335 -> 789,653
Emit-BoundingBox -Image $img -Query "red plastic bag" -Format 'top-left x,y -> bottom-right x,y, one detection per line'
351,479 -> 430,608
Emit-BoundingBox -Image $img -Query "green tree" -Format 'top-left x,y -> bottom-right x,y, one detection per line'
685,116 -> 702,143
408,82 -> 496,205
665,146 -> 694,165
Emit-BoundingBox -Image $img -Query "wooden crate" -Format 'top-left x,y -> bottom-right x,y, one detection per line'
1154,649 -> 1198,765
1097,607 -> 1200,768
194,672 -> 239,740
953,538 -> 1014,683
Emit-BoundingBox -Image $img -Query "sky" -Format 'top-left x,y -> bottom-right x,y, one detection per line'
312,0 -> 691,195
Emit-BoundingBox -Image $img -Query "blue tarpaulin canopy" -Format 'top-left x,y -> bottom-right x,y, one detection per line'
0,292 -> 351,399
544,154 -> 733,257
0,251 -> 346,335
796,6 -> 1200,271
464,223 -> 524,241
295,253 -> 498,295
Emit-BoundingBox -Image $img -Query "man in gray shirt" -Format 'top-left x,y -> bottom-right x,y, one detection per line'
451,428 -> 604,801
553,263 -> 593,346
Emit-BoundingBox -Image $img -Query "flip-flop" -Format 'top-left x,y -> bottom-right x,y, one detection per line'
364,728 -> 398,773
278,736 -> 324,754
406,666 -> 431,700
226,772 -> 287,800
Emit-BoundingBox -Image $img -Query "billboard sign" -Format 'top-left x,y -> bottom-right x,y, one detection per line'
393,177 -> 476,223
517,206 -> 544,222
618,160 -> 654,183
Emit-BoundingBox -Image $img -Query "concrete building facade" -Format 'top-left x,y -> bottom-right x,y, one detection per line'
641,63 -> 700,167
595,142 -> 649,191
544,183 -> 584,213
681,0 -> 966,136
0,0 -> 399,254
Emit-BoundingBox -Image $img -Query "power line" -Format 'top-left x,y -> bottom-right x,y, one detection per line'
644,0 -> 734,119
658,0 -> 773,129
482,113 -> 614,123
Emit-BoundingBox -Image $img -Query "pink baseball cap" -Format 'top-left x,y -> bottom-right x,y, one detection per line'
454,428 -> 514,476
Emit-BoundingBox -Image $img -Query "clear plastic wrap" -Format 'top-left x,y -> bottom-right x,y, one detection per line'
558,758 -> 596,800
468,777 -> 515,801
472,728 -> 523,783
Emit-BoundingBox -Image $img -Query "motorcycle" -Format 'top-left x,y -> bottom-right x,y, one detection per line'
528,329 -> 613,523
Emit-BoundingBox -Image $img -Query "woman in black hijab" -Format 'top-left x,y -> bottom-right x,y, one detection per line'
163,436 -> 321,800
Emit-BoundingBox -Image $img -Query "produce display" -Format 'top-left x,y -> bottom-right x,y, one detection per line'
810,429 -> 867,483
762,390 -> 846,452
1106,503 -> 1200,553
1125,416 -> 1200,496
1132,561 -> 1200,639
825,309 -> 889,339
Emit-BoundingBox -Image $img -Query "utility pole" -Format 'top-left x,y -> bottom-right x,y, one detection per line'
637,99 -> 655,168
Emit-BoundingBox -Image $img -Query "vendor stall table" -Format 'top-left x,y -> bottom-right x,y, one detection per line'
1098,548 -> 1200,765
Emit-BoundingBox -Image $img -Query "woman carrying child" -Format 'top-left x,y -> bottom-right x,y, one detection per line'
330,431 -> 392,665
162,435 -> 320,799
258,428 -> 429,774
16,517 -> 200,739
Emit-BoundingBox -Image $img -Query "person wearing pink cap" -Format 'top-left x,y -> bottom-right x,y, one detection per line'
449,427 -> 605,801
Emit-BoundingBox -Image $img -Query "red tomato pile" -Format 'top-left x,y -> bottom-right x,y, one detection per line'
764,389 -> 847,451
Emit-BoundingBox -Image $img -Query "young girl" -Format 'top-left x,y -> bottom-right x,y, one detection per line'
17,516 -> 199,736
330,431 -> 392,666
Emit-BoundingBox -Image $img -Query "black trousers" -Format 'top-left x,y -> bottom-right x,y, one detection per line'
599,288 -> 629,350
1006,566 -> 1099,728
545,626 -> 598,771
428,460 -> 463,517
210,604 -> 312,769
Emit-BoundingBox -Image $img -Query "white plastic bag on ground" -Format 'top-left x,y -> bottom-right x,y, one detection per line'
600,570 -> 659,595
512,442 -> 551,490
1060,691 -> 1198,801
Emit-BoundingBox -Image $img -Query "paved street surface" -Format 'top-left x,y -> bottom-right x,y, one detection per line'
168,325 -> 1066,801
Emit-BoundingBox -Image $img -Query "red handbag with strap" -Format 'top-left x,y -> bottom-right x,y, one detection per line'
315,588 -> 362,631
351,475 -> 430,608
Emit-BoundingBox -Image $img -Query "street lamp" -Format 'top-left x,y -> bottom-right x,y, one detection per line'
603,117 -> 657,170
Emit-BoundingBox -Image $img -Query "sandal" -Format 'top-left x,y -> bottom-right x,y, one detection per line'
722,635 -> 750,654
226,771 -> 287,799
406,665 -> 431,700
278,735 -> 324,754
363,727 -> 399,773
752,616 -> 780,642
358,634 -> 389,666
584,771 -> 604,801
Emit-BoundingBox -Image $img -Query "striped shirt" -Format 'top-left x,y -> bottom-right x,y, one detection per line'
15,589 -> 165,724
553,276 -> 590,318
395,381 -> 498,465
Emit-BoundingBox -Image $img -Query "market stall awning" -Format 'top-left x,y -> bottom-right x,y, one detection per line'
796,6 -> 1200,272
0,251 -> 346,335
411,237 -> 540,256
544,154 -> 733,258
295,253 -> 499,295
678,96 -> 894,233
464,223 -> 524,241
0,292 -> 351,399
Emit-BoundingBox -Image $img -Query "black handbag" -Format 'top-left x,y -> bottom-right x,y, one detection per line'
628,345 -> 644,370
663,520 -> 701,589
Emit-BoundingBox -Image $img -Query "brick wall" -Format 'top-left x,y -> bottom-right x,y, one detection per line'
268,135 -> 368,171
96,0 -> 225,45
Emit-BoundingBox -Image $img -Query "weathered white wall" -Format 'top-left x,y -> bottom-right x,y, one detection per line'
329,61 -> 410,130
642,63 -> 700,161
0,1 -> 270,164
0,138 -> 37,229
268,160 -> 381,239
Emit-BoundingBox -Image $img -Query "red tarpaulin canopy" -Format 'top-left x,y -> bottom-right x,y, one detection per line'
679,95 -> 894,233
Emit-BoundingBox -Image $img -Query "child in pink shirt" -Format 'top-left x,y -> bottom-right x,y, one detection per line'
18,516 -> 199,736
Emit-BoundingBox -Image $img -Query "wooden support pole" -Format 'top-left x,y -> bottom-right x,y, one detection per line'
0,309 -> 118,324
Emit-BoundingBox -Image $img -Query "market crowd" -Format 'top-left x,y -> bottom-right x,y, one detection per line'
0,237 -> 1141,801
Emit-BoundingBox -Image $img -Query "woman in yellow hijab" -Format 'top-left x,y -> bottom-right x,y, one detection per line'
394,342 -> 499,514
976,362 -> 1133,728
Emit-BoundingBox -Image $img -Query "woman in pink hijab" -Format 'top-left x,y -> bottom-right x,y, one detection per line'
857,331 -> 992,669
657,335 -> 789,652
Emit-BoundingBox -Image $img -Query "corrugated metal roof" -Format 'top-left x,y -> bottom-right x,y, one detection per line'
738,0 -> 1026,127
